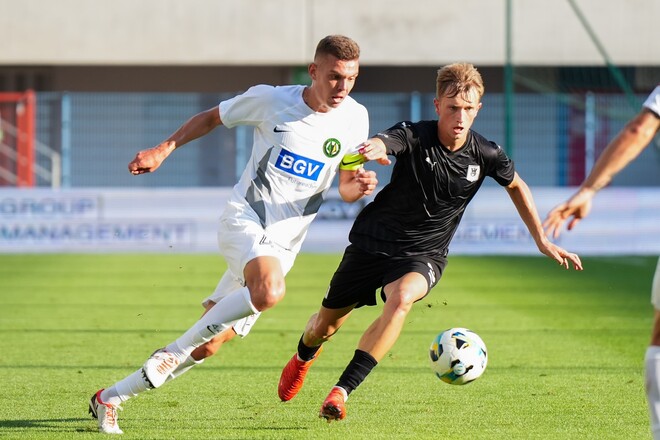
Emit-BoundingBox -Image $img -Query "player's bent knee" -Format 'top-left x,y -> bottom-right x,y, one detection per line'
387,290 -> 417,312
245,269 -> 286,311
250,285 -> 286,311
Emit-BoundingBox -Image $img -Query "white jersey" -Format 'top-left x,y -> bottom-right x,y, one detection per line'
644,85 -> 660,116
218,84 -> 369,253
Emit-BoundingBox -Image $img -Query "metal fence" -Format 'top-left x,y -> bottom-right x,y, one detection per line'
33,91 -> 660,188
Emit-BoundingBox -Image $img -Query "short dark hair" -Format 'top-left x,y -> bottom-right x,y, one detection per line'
314,35 -> 360,61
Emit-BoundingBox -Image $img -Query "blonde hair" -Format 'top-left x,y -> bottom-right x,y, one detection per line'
436,63 -> 484,101
314,35 -> 360,61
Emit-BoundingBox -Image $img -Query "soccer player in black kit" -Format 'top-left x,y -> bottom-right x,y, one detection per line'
278,62 -> 584,422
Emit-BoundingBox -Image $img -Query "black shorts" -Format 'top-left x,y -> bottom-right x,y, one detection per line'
322,244 -> 447,309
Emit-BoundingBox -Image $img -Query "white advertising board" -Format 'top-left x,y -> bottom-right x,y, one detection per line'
0,187 -> 658,255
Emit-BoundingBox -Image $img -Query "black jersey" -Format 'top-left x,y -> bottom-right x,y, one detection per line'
349,120 -> 515,258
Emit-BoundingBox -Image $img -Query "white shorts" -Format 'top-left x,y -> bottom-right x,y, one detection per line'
652,258 -> 660,309
201,213 -> 297,336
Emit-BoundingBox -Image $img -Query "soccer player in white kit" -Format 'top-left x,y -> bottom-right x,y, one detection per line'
88,35 -> 387,435
544,85 -> 660,439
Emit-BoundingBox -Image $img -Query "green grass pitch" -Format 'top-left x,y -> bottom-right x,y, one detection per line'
0,253 -> 655,439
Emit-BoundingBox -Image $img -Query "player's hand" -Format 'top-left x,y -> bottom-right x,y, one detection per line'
543,189 -> 595,239
355,168 -> 378,195
128,143 -> 173,175
539,241 -> 583,271
359,139 -> 391,166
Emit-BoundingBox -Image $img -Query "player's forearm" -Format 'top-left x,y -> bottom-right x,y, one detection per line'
581,110 -> 659,192
581,132 -> 642,192
338,168 -> 377,202
163,108 -> 222,152
506,179 -> 547,246
338,182 -> 365,202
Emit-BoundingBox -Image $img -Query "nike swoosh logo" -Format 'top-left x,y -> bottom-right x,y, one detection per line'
273,126 -> 291,133
339,153 -> 366,170
340,158 -> 363,166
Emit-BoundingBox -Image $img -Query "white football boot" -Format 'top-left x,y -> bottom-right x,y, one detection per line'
89,389 -> 123,434
141,349 -> 180,389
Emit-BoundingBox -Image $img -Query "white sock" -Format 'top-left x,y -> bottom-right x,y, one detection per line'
333,386 -> 349,402
99,289 -> 255,406
101,368 -> 150,406
645,345 -> 660,439
168,355 -> 204,381
100,355 -> 206,406
166,287 -> 257,360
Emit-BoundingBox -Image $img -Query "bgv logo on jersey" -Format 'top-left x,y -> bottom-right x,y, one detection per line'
275,148 -> 324,181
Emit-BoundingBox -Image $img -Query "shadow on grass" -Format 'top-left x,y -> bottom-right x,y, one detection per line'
0,418 -> 95,433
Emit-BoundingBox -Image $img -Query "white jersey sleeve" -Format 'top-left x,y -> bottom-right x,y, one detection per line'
218,85 -> 369,253
643,85 -> 660,117
219,85 -> 278,128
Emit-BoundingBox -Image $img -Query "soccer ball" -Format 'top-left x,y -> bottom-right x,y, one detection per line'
429,327 -> 488,385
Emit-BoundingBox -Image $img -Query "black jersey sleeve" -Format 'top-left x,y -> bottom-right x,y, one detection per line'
373,121 -> 416,156
485,142 -> 516,186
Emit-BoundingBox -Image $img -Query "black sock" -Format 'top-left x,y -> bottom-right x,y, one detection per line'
335,349 -> 378,396
297,334 -> 321,362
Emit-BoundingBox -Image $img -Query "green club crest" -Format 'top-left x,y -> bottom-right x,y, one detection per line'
323,138 -> 341,158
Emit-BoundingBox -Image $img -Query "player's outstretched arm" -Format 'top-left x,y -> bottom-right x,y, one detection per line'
128,108 -> 223,175
505,173 -> 583,270
543,108 -> 660,239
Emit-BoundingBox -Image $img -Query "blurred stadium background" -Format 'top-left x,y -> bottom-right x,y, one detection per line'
0,0 -> 658,254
